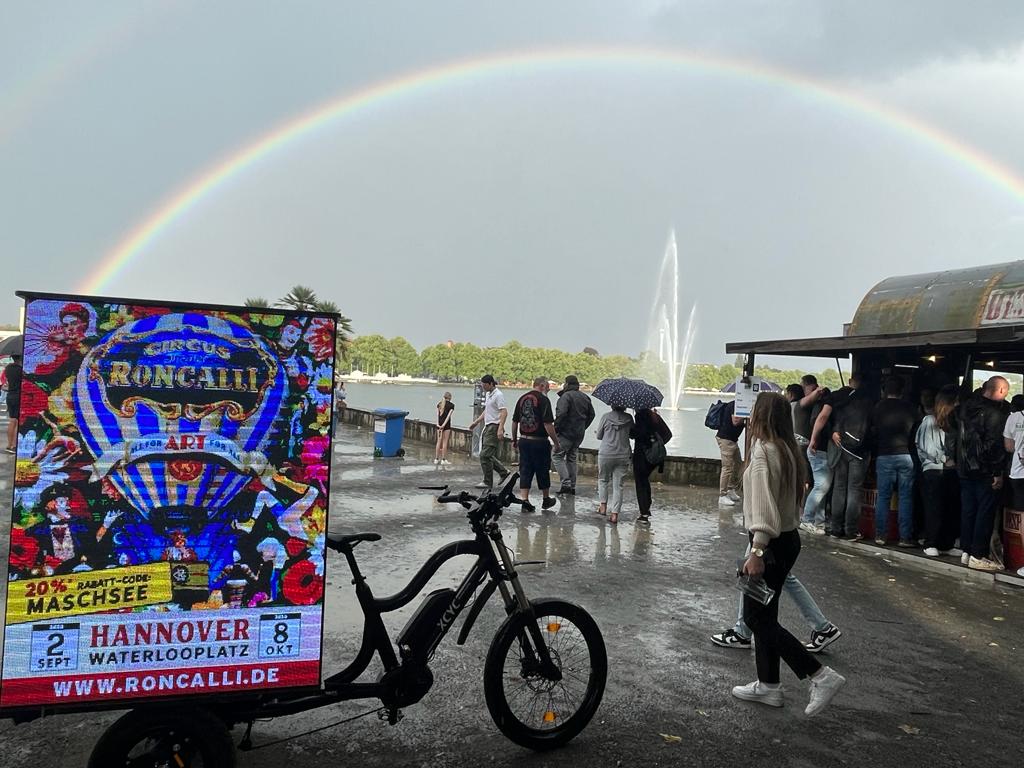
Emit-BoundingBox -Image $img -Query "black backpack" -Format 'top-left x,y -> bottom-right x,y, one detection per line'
837,395 -> 872,457
705,400 -> 727,431
645,433 -> 668,465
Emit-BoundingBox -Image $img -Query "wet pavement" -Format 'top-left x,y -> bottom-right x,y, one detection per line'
1,423 -> 1022,767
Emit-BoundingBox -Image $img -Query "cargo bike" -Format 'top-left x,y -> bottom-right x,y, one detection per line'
9,473 -> 607,766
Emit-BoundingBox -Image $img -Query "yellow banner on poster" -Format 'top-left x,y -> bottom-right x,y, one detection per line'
5,563 -> 173,625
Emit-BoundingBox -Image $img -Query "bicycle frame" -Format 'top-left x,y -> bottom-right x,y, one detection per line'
227,504 -> 551,724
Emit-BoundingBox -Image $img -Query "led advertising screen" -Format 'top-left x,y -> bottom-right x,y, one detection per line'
1,295 -> 336,710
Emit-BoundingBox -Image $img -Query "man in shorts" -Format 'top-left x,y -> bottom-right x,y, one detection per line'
4,353 -> 22,453
511,377 -> 560,512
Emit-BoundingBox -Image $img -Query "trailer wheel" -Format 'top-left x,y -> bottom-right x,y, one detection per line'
88,706 -> 236,768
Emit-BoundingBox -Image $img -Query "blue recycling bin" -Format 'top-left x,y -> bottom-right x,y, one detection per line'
373,408 -> 409,457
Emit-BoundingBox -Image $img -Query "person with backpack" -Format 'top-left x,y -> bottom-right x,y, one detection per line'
824,373 -> 874,539
949,376 -> 1009,571
595,405 -> 634,524
631,407 -> 673,525
715,399 -> 745,507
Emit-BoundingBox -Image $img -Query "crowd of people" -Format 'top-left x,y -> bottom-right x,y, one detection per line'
467,374 -> 672,521
714,371 -> 1024,577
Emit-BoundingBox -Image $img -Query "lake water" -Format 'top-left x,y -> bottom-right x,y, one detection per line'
340,381 -> 725,459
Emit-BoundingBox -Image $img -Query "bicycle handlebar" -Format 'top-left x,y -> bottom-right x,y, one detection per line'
426,472 -> 522,520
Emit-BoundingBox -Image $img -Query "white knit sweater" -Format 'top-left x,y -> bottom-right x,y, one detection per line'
743,439 -> 801,548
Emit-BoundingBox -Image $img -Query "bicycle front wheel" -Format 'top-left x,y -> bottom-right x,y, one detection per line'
483,598 -> 607,751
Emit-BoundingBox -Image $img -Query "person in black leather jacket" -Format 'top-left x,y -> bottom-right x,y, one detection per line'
949,376 -> 1009,571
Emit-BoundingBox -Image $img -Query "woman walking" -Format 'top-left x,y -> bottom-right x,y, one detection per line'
732,392 -> 845,716
435,392 -> 454,465
630,408 -> 672,525
916,387 -> 962,557
595,405 -> 634,524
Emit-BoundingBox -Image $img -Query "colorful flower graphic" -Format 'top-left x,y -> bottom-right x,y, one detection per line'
281,559 -> 324,606
8,528 -> 40,571
303,317 -> 335,361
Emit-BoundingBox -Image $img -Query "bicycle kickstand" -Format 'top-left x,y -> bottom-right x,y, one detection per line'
378,707 -> 404,726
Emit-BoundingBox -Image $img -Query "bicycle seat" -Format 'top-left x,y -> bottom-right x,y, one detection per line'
326,532 -> 382,551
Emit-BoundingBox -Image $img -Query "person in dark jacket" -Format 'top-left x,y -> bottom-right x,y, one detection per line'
553,375 -> 596,495
950,376 -> 1009,571
630,408 -> 673,525
826,373 -> 874,539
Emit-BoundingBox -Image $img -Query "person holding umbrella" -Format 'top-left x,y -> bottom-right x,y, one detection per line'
592,378 -> 671,525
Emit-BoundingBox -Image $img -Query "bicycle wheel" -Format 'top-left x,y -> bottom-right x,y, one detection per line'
483,598 -> 607,751
88,706 -> 236,768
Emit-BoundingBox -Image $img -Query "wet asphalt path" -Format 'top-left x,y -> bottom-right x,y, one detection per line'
1,423 -> 1021,767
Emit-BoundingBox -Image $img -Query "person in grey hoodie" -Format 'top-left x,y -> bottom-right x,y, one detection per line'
553,375 -> 596,495
596,405 -> 634,524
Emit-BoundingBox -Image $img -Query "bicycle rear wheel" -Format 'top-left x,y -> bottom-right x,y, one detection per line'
88,706 -> 236,768
483,598 -> 606,751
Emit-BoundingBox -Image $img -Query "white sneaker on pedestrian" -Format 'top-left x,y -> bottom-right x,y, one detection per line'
434,458 -> 441,465
960,552 -> 970,566
941,547 -> 963,557
718,495 -> 736,507
475,482 -> 490,490
968,556 -> 1001,572
441,459 -> 451,466
727,490 -> 742,503
731,680 -> 783,708
923,547 -> 940,557
799,522 -> 817,534
1017,567 -> 1024,578
805,666 -> 845,716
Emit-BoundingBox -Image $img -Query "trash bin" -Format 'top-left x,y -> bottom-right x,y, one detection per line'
373,408 -> 409,457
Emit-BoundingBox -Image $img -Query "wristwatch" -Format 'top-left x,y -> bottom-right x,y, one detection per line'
750,547 -> 765,558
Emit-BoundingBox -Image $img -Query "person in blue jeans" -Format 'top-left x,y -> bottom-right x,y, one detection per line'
803,385 -> 840,529
872,377 -> 919,546
711,545 -> 842,653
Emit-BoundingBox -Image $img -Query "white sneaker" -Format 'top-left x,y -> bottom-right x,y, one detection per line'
441,459 -> 451,466
941,547 -> 963,557
968,556 -> 1001,572
731,680 -> 783,708
727,490 -> 742,503
961,552 -> 970,566
1017,567 -> 1024,578
798,522 -> 817,534
923,547 -> 940,557
475,482 -> 491,490
434,458 -> 441,465
805,666 -> 845,716
718,495 -> 736,507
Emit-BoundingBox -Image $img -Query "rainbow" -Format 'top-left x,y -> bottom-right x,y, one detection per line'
78,46 -> 1024,294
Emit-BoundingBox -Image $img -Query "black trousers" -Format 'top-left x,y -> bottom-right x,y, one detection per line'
830,452 -> 868,537
633,454 -> 656,514
742,530 -> 822,685
921,468 -> 960,550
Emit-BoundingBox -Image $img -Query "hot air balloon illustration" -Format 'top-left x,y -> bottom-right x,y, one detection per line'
72,312 -> 287,572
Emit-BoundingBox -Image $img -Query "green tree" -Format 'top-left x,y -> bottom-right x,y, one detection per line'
389,336 -> 420,376
244,297 -> 270,307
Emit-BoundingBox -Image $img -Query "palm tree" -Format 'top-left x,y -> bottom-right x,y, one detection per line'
277,285 -> 319,312
244,297 -> 270,307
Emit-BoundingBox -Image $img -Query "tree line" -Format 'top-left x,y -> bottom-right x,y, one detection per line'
344,335 -> 846,392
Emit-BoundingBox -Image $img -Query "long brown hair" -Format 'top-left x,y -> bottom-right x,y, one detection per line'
934,385 -> 958,431
746,392 -> 805,496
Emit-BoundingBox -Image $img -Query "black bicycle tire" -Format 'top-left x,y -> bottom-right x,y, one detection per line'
87,705 -> 236,768
483,597 -> 607,751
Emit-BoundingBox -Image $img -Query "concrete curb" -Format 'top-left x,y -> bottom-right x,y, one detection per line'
805,533 -> 1024,588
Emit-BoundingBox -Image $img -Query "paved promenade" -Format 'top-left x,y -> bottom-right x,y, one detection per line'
1,424 -> 1021,767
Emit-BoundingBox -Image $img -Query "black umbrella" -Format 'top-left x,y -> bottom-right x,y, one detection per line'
592,377 -> 664,410
0,334 -> 22,357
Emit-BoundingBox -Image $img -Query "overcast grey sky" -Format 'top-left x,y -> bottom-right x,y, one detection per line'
4,1 -> 1024,365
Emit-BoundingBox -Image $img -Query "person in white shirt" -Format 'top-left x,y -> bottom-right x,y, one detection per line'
1002,393 -> 1024,578
469,374 -> 510,490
